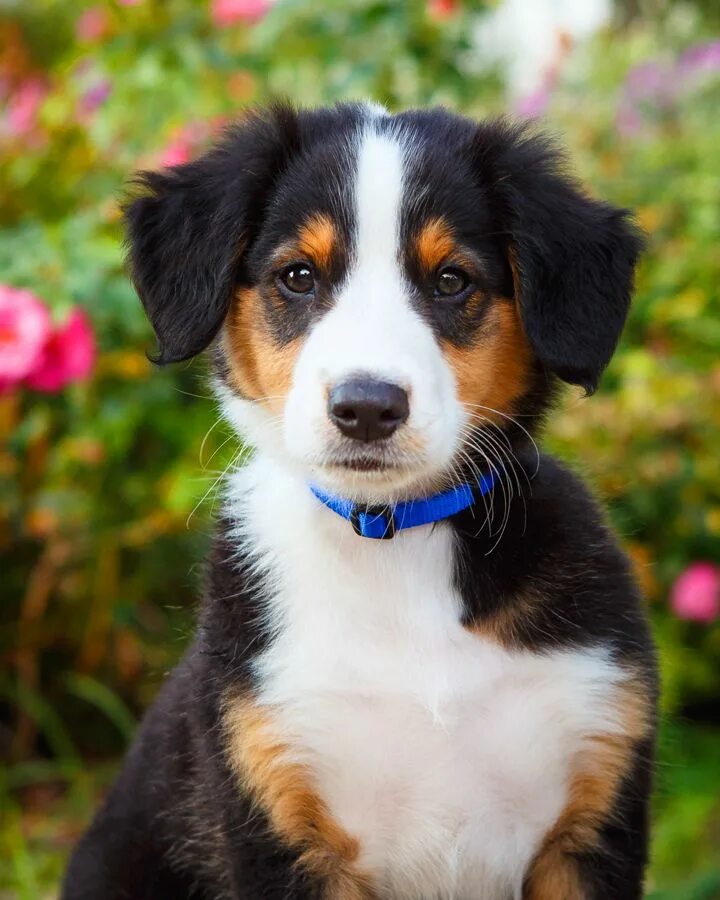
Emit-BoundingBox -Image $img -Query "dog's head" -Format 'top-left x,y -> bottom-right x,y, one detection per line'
126,103 -> 642,502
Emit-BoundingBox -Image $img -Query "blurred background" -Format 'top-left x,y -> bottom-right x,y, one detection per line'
1,0 -> 719,897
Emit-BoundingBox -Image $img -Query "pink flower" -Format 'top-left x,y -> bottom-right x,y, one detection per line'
26,309 -> 96,392
76,7 -> 111,42
679,40 -> 720,76
0,286 -> 52,393
211,0 -> 271,27
6,78 -> 47,136
670,562 -> 720,624
160,137 -> 192,167
515,87 -> 551,119
428,0 -> 458,19
625,60 -> 676,107
118,0 -> 143,5
80,79 -> 112,116
158,121 -> 213,167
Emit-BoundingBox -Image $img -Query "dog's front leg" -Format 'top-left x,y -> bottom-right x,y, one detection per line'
524,736 -> 653,900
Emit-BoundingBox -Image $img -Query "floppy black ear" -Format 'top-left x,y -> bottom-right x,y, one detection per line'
480,123 -> 644,393
124,105 -> 299,364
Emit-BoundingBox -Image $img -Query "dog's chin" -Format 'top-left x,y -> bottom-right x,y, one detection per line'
307,452 -> 447,504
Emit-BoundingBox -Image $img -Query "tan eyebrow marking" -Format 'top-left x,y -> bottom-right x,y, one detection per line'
269,213 -> 339,274
415,216 -> 457,272
296,213 -> 337,271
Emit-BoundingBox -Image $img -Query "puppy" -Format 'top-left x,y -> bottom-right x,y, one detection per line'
63,103 -> 657,900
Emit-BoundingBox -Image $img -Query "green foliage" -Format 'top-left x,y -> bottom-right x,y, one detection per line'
1,0 -> 718,895
545,22 -> 720,715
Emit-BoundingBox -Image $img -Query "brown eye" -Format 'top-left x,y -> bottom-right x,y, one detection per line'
280,263 -> 315,295
436,266 -> 469,298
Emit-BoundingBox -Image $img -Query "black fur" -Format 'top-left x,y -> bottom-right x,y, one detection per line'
395,110 -> 644,393
454,451 -> 655,668
126,104 -> 364,363
63,533 -> 325,900
125,104 -> 301,364
64,103 -> 656,900
471,119 -> 644,393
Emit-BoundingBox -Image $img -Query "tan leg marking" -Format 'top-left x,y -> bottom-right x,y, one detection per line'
524,675 -> 652,899
223,695 -> 375,899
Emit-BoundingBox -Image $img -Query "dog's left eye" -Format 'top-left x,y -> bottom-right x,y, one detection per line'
279,263 -> 315,295
435,266 -> 469,298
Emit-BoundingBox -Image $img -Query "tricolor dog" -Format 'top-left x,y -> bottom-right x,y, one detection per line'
63,103 -> 658,900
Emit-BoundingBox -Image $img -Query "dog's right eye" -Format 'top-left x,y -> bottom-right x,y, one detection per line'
435,266 -> 470,299
279,263 -> 315,295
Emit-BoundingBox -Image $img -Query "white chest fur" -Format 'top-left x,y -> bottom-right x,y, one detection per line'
227,461 -> 628,900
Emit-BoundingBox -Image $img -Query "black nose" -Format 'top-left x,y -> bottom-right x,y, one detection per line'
328,378 -> 410,442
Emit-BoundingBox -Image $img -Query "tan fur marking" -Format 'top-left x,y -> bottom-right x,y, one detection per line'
524,848 -> 585,900
524,676 -> 651,899
224,695 -> 375,899
224,287 -> 302,412
415,217 -> 457,272
442,301 -> 532,425
466,592 -> 535,649
297,214 -> 337,273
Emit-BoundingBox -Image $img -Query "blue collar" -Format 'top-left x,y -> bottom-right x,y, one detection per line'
309,471 -> 496,540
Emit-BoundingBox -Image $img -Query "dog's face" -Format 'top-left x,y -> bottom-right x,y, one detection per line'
221,114 -> 529,500
126,104 -> 641,501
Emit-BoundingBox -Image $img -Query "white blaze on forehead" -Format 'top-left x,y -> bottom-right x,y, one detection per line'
290,122 -> 426,384
353,125 -> 405,295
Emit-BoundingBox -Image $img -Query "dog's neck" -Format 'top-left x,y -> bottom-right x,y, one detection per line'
307,470 -> 497,540
223,453 -> 463,628
224,445 -> 533,557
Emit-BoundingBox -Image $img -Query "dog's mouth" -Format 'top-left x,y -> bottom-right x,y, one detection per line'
315,437 -> 419,482
324,453 -> 400,474
311,440 -> 442,502
302,425 -> 453,500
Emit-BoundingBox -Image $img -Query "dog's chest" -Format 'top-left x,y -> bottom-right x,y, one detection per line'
242,478 -> 621,899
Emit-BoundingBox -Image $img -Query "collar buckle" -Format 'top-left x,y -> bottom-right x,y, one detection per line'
350,503 -> 396,539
